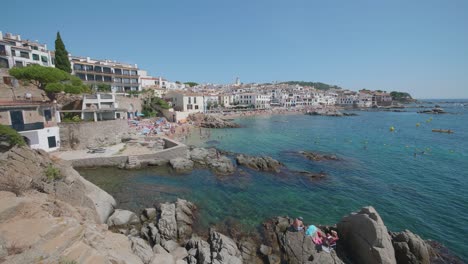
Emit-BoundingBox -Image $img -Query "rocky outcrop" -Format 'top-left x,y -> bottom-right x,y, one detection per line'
176,199 -> 197,242
170,158 -> 194,172
391,230 -> 431,264
158,203 -> 178,242
337,206 -> 396,264
107,209 -> 140,227
188,113 -> 241,128
306,109 -> 344,117
0,146 -> 116,224
130,236 -> 154,264
209,229 -> 243,264
261,216 -> 344,264
299,151 -> 339,161
236,154 -> 282,172
189,148 -> 235,175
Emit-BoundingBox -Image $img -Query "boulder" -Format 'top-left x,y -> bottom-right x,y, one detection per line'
151,253 -> 176,264
107,209 -> 140,227
171,246 -> 189,260
391,230 -> 431,264
209,229 -> 243,264
238,239 -> 261,263
141,222 -> 161,246
186,236 -> 212,264
163,240 -> 180,252
141,207 -> 157,222
235,154 -> 282,172
193,114 -> 241,128
129,236 -> 154,264
158,203 -> 177,241
299,151 -> 339,161
337,206 -> 396,264
259,244 -> 272,256
176,198 -> 196,241
190,148 -> 235,175
208,156 -> 236,175
153,244 -> 168,254
170,158 -> 194,172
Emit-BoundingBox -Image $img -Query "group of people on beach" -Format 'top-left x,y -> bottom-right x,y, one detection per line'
292,217 -> 339,253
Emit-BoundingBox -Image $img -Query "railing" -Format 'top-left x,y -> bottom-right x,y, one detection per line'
11,122 -> 44,132
100,94 -> 113,99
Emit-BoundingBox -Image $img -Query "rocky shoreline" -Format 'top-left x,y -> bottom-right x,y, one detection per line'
0,143 -> 464,263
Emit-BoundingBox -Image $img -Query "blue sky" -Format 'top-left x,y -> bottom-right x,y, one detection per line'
2,0 -> 468,98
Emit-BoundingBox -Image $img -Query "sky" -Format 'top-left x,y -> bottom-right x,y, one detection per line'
2,0 -> 468,99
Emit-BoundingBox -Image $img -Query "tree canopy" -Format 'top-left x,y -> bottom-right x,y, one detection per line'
390,91 -> 414,102
54,32 -> 72,73
280,81 -> 342,90
9,65 -> 89,96
184,82 -> 199,87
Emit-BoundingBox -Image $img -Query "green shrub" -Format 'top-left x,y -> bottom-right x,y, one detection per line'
45,83 -> 64,93
0,125 -> 26,148
45,165 -> 61,181
63,84 -> 82,94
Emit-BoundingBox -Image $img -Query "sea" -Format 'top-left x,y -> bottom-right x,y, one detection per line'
79,100 -> 468,261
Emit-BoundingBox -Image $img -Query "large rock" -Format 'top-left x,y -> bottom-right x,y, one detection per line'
141,222 -> 161,246
107,209 -> 140,226
158,203 -> 177,241
190,148 -> 235,175
236,154 -> 282,172
391,230 -> 431,264
337,206 -> 396,264
0,146 -> 116,224
192,114 -> 241,128
170,158 -> 194,172
176,198 -> 196,241
299,151 -> 339,161
209,229 -> 243,264
186,235 -> 212,264
130,236 -> 154,264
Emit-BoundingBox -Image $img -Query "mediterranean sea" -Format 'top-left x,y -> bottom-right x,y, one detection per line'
79,100 -> 468,261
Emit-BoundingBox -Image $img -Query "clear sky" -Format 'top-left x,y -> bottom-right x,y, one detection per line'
2,0 -> 468,98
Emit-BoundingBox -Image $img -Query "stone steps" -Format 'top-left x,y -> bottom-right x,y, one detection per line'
128,156 -> 138,166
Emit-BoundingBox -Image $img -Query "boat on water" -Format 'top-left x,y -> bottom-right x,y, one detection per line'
432,129 -> 454,134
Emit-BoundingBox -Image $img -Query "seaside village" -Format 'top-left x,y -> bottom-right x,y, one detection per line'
0,31 -> 459,264
0,31 -> 403,154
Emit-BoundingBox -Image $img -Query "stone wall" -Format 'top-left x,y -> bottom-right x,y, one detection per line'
70,138 -> 188,168
59,119 -> 130,150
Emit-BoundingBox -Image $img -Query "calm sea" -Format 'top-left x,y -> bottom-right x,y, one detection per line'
79,100 -> 468,260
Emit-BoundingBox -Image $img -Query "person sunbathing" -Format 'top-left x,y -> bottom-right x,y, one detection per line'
292,217 -> 304,231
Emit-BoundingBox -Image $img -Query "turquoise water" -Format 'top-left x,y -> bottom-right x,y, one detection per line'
79,101 -> 468,260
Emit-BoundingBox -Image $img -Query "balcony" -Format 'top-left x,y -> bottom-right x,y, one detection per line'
11,122 -> 45,132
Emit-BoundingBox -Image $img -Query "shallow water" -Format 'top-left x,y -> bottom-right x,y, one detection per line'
79,100 -> 468,260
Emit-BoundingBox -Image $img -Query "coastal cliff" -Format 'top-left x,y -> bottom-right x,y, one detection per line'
0,145 -> 462,263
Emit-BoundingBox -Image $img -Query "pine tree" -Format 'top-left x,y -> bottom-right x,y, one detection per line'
54,32 -> 71,73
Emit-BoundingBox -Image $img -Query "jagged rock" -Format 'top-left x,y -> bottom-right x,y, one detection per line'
176,198 -> 196,241
141,222 -> 161,246
391,230 -> 431,264
0,146 -> 116,224
236,154 -> 282,172
130,236 -> 154,264
170,158 -> 194,172
209,229 -> 243,264
187,248 -> 198,264
337,206 -> 396,264
239,239 -> 261,263
186,236 -> 212,264
107,209 -> 140,227
259,244 -> 272,256
158,203 -> 177,241
163,240 -> 180,252
306,109 -> 344,116
129,227 -> 140,237
171,246 -> 189,260
153,244 -> 168,254
141,207 -> 157,222
267,254 -> 281,264
299,151 -> 339,161
190,114 -> 241,128
189,148 -> 235,175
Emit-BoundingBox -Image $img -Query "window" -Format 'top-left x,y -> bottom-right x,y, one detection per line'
0,58 -> 9,68
123,70 -> 130,75
86,74 -> 95,81
84,65 -> 93,71
195,105 -> 199,110
113,78 -> 121,83
188,97 -> 191,104
130,70 -> 137,76
114,69 -> 122,75
103,76 -> 112,82
10,50 -> 16,56
194,97 -> 197,103
32,54 -> 39,61
103,67 -> 111,73
31,46 -> 39,50
94,66 -> 102,72
95,75 -> 103,82
130,79 -> 137,84
187,105 -> 193,110
51,58 -> 55,65
77,73 -> 86,80
123,78 -> 130,84
15,61 -> 23,67
20,51 -> 30,59
41,56 -> 48,63
0,45 -> 5,55
44,109 -> 52,121
74,64 -> 83,70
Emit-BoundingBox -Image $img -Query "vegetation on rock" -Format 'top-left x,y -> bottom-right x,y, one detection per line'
0,124 -> 26,149
390,91 -> 414,102
280,81 -> 342,90
184,82 -> 199,87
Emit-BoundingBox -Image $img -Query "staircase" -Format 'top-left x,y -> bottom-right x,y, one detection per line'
127,156 -> 138,167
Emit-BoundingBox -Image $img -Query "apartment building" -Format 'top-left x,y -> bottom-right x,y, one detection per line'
70,56 -> 141,93
0,31 -> 55,69
166,92 -> 205,113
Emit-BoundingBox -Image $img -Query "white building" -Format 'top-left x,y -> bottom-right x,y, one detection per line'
0,31 -> 55,69
70,56 -> 141,93
0,102 -> 60,152
166,92 -> 205,113
234,93 -> 271,109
